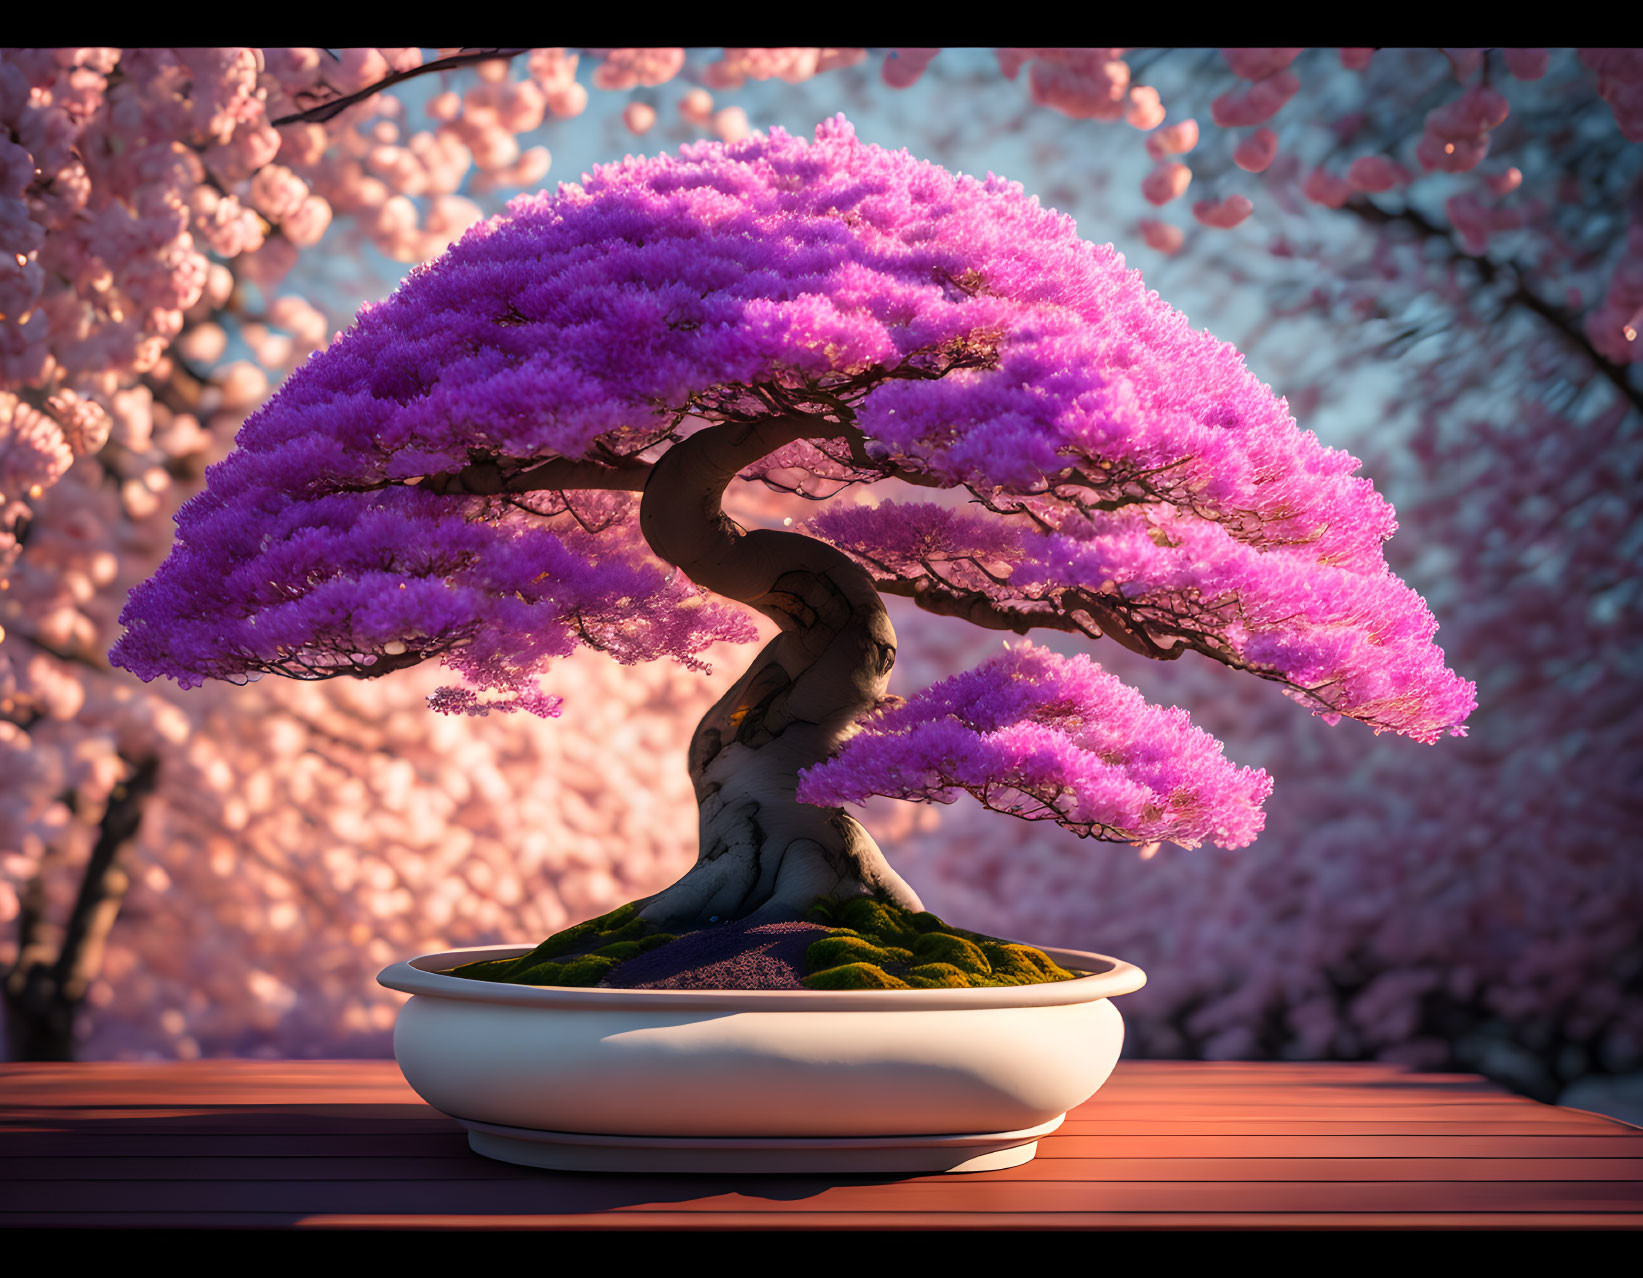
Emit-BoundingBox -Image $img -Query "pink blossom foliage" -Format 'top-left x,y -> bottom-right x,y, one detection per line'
810,499 -> 1473,743
94,110 -> 1474,906
623,101 -> 657,135
883,50 -> 940,91
1211,71 -> 1300,128
1142,161 -> 1193,206
998,49 -> 1133,121
1193,195 -> 1254,229
1503,48 -> 1550,82
1347,156 -> 1411,194
1221,49 -> 1304,82
1303,167 -> 1355,209
1,394 -> 77,497
114,117 -> 1458,732
1138,219 -> 1185,255
713,106 -> 750,144
678,87 -> 715,125
1578,48 -> 1643,141
799,642 -> 1274,850
1124,86 -> 1165,132
1416,86 -> 1510,173
1145,119 -> 1199,161
1233,128 -> 1279,173
588,48 -> 685,92
703,48 -> 864,90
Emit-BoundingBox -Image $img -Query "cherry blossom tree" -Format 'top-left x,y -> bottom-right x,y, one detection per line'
2,46 -> 742,1056
111,117 -> 1472,935
2,49 -> 1633,1097
868,48 -> 1643,1100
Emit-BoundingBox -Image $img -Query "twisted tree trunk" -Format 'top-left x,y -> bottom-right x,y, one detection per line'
631,417 -> 924,930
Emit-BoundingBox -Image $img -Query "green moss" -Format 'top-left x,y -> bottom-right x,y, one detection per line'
831,896 -> 921,943
440,900 -> 676,986
903,963 -> 974,988
441,956 -> 518,982
441,890 -> 1081,992
802,961 -> 910,990
909,931 -> 992,976
591,940 -> 647,961
801,893 -> 1079,990
804,935 -> 914,970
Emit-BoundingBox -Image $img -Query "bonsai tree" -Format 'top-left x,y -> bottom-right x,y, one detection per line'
110,117 -> 1475,975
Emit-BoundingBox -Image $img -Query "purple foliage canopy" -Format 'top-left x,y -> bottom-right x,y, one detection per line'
112,116 -> 1474,852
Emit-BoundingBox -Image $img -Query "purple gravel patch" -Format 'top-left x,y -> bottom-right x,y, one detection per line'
597,920 -> 832,990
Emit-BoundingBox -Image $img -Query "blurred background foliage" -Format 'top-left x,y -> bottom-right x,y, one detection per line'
1,47 -> 1638,1122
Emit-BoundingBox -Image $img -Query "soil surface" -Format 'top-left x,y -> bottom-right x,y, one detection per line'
594,919 -> 831,990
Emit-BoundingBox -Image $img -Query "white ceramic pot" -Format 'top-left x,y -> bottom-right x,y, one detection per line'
377,942 -> 1146,1173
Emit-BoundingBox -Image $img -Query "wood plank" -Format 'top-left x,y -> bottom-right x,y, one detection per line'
1038,1134 -> 1643,1157
2,1177 -> 1641,1214
6,1155 -> 1642,1182
0,1059 -> 1422,1077
3,1211 -> 1642,1230
0,1131 -> 473,1157
8,1112 -> 1617,1133
3,1112 -> 1631,1138
1058,1117 -> 1623,1123
6,1088 -> 1560,1111
4,1059 -> 1638,1228
1077,1097 -> 1622,1120
0,1059 -> 1438,1093
0,1111 -> 461,1134
8,1131 -> 1643,1159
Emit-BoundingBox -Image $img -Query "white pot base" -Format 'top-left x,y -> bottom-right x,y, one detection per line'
458,1113 -> 1066,1174
382,941 -> 1145,1174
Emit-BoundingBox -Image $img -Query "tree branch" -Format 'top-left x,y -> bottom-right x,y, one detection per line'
874,575 -> 1076,636
4,755 -> 160,1059
52,756 -> 160,1003
1342,197 -> 1643,417
420,453 -> 653,497
270,48 -> 533,126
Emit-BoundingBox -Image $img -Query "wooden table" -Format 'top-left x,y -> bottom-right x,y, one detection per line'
3,1059 -> 1640,1229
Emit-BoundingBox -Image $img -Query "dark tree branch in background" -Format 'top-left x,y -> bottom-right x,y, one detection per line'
270,48 -> 532,126
53,757 -> 159,1003
1343,197 -> 1643,417
3,756 -> 160,1061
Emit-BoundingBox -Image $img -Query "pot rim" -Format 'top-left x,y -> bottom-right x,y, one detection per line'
377,941 -> 1146,1011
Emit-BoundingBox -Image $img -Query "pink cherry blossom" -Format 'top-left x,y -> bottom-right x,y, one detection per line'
1138,218 -> 1185,254
623,101 -> 657,135
1233,127 -> 1278,173
1212,71 -> 1299,128
1125,86 -> 1165,131
1145,117 -> 1199,160
1347,155 -> 1412,194
1303,167 -> 1354,209
1142,162 -> 1193,206
1193,194 -> 1254,229
883,49 -> 940,90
